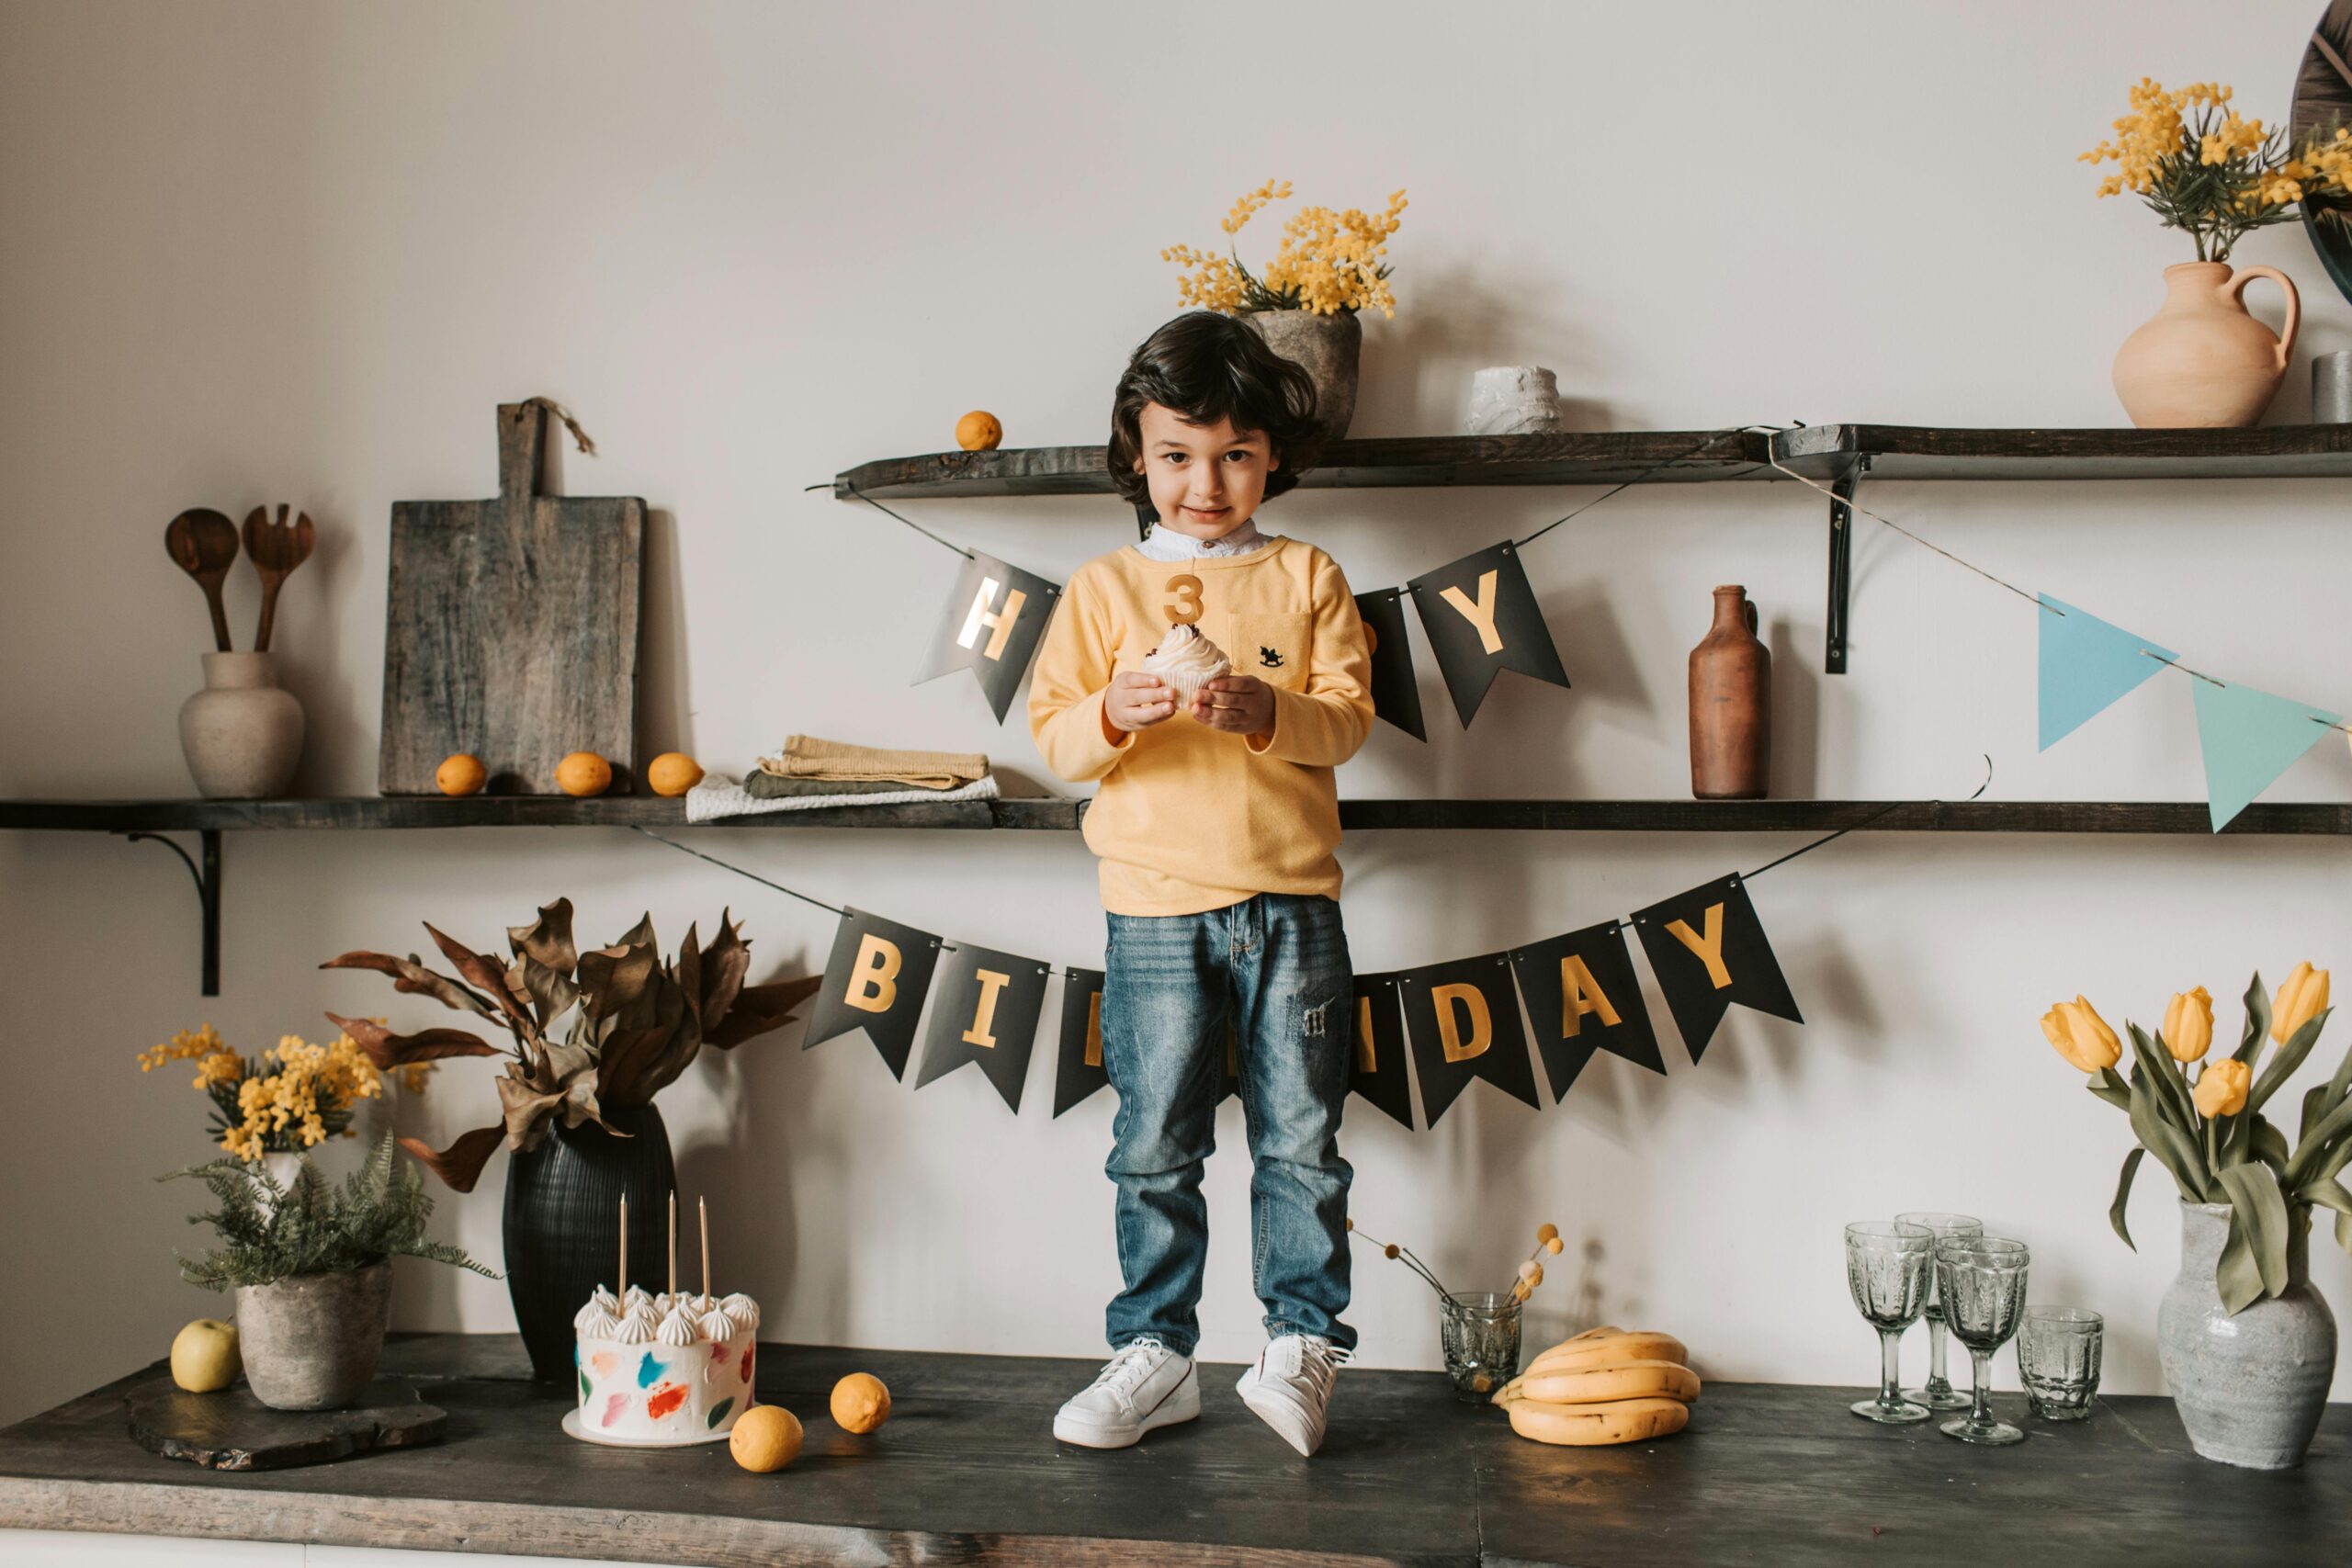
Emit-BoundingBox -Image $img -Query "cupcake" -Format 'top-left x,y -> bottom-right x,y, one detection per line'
1140,623 -> 1232,705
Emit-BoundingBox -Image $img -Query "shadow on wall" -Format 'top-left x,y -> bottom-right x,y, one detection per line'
638,507 -> 695,766
1351,254 -> 1608,439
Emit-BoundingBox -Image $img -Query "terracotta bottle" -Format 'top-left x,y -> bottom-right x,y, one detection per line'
1689,585 -> 1769,800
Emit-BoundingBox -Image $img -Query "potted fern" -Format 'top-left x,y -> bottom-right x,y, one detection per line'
165,1134 -> 494,1410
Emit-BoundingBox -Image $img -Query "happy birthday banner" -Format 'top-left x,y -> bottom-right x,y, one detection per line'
634,825 -> 1831,1130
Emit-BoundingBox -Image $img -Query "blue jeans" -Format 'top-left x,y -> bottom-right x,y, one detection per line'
1101,891 -> 1357,1358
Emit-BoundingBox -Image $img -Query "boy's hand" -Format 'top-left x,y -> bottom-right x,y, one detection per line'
1192,674 -> 1275,737
1103,671 -> 1178,734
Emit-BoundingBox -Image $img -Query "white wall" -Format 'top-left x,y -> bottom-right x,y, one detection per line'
3,0 -> 2348,1431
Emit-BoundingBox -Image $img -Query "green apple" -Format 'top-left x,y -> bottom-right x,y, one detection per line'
170,1318 -> 241,1393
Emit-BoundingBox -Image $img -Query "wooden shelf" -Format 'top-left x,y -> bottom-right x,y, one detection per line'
833,430 -> 1776,499
833,424 -> 2352,501
6,796 -> 2345,835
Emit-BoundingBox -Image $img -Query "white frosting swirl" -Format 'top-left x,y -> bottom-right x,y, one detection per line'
697,1304 -> 735,1341
621,1284 -> 652,1310
1139,623 -> 1231,702
572,1286 -> 619,1333
611,1301 -> 658,1345
718,1292 -> 761,1333
655,1304 -> 699,1347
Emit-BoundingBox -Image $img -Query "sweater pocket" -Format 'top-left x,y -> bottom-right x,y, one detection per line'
1227,611 -> 1309,691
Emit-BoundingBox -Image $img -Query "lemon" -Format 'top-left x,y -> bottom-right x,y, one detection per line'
555,751 -> 612,797
647,752 -> 705,797
955,411 -> 1003,452
435,754 -> 487,797
729,1404 -> 803,1472
829,1372 -> 891,1434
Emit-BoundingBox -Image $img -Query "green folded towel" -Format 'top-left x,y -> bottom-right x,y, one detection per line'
740,773 -> 956,801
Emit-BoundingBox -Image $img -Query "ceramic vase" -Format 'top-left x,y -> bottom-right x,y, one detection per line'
1466,367 -> 1561,434
1241,309 -> 1360,441
234,1260 -> 393,1410
178,651 -> 304,799
1689,585 -> 1770,800
502,1102 -> 677,1382
2111,261 -> 2299,428
2157,1201 -> 2336,1469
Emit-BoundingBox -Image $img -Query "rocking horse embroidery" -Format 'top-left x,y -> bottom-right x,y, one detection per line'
1259,647 -> 1284,670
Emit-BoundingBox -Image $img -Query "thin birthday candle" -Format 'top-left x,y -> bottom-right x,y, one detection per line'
699,1197 -> 712,1304
667,1190 -> 677,1301
617,1193 -> 628,1299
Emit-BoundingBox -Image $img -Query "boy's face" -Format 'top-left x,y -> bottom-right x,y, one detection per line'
1133,402 -> 1278,540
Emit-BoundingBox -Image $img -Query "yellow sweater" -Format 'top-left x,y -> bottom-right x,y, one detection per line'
1027,537 -> 1376,915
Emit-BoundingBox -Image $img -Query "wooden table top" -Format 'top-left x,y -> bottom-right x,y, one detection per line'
0,1334 -> 2344,1566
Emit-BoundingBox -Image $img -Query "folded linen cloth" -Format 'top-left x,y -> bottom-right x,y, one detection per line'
741,773 -> 946,801
757,734 -> 989,790
686,772 -> 1000,825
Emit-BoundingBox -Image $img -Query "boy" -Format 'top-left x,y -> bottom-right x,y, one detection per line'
1027,311 -> 1376,1457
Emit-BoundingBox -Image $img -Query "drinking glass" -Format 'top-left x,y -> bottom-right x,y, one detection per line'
1895,1212 -> 1983,1410
2017,1305 -> 2102,1420
1845,1221 -> 1935,1423
1439,1291 -> 1521,1404
1936,1236 -> 2030,1445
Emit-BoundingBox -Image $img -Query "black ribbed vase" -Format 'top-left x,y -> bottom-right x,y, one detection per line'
502,1103 -> 677,1382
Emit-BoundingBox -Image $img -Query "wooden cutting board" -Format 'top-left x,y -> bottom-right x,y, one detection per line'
379,402 -> 646,795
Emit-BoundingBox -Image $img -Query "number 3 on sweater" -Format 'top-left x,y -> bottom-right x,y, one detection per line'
1163,573 -> 1204,625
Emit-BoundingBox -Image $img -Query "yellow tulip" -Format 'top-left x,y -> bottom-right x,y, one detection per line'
2162,987 -> 2214,1062
2272,963 -> 2330,1045
2042,996 -> 2121,1073
2192,1058 -> 2251,1118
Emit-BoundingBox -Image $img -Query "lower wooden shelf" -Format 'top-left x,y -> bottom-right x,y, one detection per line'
4,796 -> 2346,834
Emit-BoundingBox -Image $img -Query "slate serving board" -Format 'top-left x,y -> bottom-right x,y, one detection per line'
379,402 -> 646,795
126,1376 -> 445,1471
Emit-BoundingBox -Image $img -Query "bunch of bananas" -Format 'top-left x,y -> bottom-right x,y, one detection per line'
1490,1325 -> 1699,1446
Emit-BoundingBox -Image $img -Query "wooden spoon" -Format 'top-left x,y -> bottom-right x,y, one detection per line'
164,509 -> 240,651
242,504 -> 316,653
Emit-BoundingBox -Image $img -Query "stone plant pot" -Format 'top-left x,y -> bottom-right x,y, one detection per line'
178,651 -> 304,799
2111,261 -> 2299,428
1241,309 -> 1361,442
2157,1201 -> 2336,1469
233,1259 -> 393,1411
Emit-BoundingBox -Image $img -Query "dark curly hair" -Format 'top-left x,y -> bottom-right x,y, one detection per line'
1107,312 -> 1323,514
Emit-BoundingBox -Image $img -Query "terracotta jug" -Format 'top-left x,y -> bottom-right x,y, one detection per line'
1689,585 -> 1769,800
2112,261 -> 2299,428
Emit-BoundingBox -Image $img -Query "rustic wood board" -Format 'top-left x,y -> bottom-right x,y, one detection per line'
125,1376 -> 444,1471
1,1334 -> 2345,1567
379,403 -> 646,795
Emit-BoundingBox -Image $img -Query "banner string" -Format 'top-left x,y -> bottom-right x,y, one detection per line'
630,826 -> 965,952
1514,427 -> 1780,548
809,479 -> 976,561
1758,446 -> 2351,736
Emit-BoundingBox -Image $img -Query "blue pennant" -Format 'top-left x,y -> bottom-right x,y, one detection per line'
2190,678 -> 2341,832
2038,595 -> 2176,750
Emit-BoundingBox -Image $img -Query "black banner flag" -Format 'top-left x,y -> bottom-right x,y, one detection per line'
1406,540 -> 1570,726
1510,919 -> 1665,1097
1630,874 -> 1803,1064
1350,972 -> 1415,1129
1052,966 -> 1109,1118
1397,952 -> 1540,1126
914,549 -> 1061,724
804,908 -> 944,1080
913,941 -> 1051,1112
1353,588 -> 1427,742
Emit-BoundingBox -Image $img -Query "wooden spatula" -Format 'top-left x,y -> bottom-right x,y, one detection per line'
164,509 -> 240,651
243,504 -> 316,653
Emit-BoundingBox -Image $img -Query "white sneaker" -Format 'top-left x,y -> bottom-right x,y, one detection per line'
1052,1337 -> 1200,1449
1236,1333 -> 1344,1456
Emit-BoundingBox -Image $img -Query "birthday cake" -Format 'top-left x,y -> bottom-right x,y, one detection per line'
573,1283 -> 759,1443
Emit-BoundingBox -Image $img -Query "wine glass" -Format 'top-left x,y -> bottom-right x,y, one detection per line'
1895,1211 -> 1983,1409
1937,1235 -> 2030,1445
1845,1221 -> 1935,1423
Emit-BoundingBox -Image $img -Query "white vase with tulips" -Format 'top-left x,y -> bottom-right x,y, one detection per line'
2043,964 -> 2342,1467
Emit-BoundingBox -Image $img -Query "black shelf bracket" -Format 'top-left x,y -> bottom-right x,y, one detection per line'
1823,457 -> 1869,674
121,829 -> 221,996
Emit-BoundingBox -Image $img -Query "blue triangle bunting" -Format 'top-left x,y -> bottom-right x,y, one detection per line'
2038,595 -> 2176,750
2189,679 -> 2341,832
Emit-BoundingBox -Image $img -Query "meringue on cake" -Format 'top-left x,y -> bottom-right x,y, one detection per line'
1140,622 -> 1232,705
574,1286 -> 758,1443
